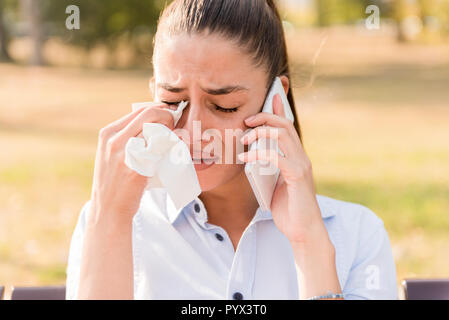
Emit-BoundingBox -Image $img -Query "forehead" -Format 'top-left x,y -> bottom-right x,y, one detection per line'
153,32 -> 266,87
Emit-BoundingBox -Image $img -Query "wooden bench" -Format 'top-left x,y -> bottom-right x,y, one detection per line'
9,285 -> 66,300
402,279 -> 449,300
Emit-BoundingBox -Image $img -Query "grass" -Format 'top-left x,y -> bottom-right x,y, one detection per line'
0,26 -> 448,297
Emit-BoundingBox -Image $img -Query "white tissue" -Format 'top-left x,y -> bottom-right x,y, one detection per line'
124,101 -> 201,211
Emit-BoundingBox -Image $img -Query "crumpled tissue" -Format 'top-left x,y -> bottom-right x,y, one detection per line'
124,101 -> 201,211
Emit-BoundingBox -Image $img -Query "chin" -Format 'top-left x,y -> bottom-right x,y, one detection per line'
195,164 -> 244,192
196,169 -> 222,192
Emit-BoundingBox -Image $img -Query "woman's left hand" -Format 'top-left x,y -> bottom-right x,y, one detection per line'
238,94 -> 327,245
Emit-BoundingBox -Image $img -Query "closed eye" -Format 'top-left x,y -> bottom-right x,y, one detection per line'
161,100 -> 181,106
161,100 -> 239,113
213,104 -> 239,113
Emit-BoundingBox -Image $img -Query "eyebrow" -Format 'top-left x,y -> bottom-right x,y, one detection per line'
159,83 -> 249,95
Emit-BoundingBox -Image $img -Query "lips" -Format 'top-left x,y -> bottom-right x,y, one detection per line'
190,145 -> 219,167
191,152 -> 219,168
191,157 -> 218,163
190,150 -> 217,161
192,157 -> 217,171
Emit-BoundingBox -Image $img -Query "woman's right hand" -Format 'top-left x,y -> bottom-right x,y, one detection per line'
87,103 -> 176,227
78,103 -> 177,299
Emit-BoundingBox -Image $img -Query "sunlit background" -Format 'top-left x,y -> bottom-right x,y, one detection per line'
0,0 -> 448,299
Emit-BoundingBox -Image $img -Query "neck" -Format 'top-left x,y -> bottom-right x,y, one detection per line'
199,169 -> 259,231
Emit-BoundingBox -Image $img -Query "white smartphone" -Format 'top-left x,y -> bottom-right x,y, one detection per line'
244,77 -> 295,211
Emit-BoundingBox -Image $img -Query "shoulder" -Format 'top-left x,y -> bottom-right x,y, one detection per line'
65,199 -> 92,299
77,199 -> 92,227
316,195 -> 397,299
316,193 -> 384,233
66,200 -> 92,247
316,194 -> 389,263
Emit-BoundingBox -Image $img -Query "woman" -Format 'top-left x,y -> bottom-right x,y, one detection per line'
66,0 -> 398,300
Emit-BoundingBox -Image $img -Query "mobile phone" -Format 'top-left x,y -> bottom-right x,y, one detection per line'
244,77 -> 295,211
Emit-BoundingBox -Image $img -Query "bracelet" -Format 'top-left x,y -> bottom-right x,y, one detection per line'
307,292 -> 345,300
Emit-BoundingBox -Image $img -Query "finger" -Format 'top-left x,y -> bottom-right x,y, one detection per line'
237,148 -> 287,172
244,111 -> 295,137
105,107 -> 148,133
107,101 -> 170,133
114,107 -> 175,145
275,172 -> 286,189
238,149 -> 308,184
240,126 -> 295,158
131,101 -> 170,112
272,94 -> 286,118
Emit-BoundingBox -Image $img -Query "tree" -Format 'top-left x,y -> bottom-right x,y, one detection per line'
2,0 -> 165,66
315,0 -> 373,27
0,0 -> 12,61
21,0 -> 45,65
42,0 -> 164,47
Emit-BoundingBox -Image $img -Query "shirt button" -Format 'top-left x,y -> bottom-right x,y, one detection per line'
215,233 -> 224,241
232,292 -> 244,300
194,203 -> 200,213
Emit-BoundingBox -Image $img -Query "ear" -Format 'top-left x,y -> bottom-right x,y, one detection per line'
279,75 -> 290,96
149,76 -> 156,99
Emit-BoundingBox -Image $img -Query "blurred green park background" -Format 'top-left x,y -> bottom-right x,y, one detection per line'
0,0 -> 448,299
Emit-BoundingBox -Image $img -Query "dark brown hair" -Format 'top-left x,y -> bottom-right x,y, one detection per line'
153,0 -> 302,141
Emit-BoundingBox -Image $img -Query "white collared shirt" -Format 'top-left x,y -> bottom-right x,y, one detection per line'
65,189 -> 398,300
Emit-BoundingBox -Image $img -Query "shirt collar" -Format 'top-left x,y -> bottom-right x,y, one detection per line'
166,193 -> 336,225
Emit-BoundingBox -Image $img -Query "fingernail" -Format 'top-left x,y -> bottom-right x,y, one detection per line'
245,115 -> 255,122
240,135 -> 247,144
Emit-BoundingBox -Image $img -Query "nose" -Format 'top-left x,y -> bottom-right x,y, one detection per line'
177,99 -> 202,131
175,99 -> 205,157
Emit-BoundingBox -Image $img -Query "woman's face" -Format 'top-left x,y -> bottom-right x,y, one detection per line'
151,31 -> 270,191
